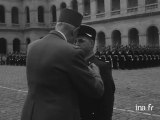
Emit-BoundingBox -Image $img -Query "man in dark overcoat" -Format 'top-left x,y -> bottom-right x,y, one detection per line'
75,25 -> 115,120
21,9 -> 104,120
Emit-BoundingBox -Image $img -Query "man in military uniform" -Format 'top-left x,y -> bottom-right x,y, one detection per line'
118,49 -> 126,69
21,9 -> 104,120
125,48 -> 134,69
111,48 -> 119,69
75,25 -> 115,120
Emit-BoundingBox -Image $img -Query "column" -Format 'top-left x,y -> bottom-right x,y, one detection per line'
45,2 -> 50,26
121,35 -> 129,46
138,0 -> 145,13
7,43 -> 12,53
139,34 -> 147,46
159,0 -> 160,11
106,36 -> 112,46
19,5 -> 25,27
78,0 -> 83,14
158,32 -> 160,47
105,0 -> 111,17
30,9 -> 37,27
90,0 -> 96,19
30,1 -> 38,27
44,10 -> 50,27
121,0 -> 127,15
6,9 -> 11,27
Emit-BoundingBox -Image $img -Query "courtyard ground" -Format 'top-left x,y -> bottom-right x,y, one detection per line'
0,66 -> 160,120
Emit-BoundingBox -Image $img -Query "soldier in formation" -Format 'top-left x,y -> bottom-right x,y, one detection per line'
0,52 -> 26,66
1,45 -> 160,69
96,45 -> 160,70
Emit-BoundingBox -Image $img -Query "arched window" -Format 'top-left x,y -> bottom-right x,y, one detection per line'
0,5 -> 5,23
26,38 -> 31,45
71,0 -> 78,11
147,26 -> 159,47
60,2 -> 67,10
128,28 -> 139,46
51,5 -> 57,22
38,6 -> 44,23
97,0 -> 105,13
112,30 -> 121,47
0,38 -> 7,54
83,0 -> 90,16
97,31 -> 106,51
25,7 -> 30,23
12,7 -> 19,24
13,39 -> 20,52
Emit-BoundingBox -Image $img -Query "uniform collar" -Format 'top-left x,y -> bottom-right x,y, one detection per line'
49,30 -> 67,41
57,30 -> 67,41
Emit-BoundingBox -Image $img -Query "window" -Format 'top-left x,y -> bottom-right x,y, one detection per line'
38,6 -> 44,23
97,0 -> 105,13
13,39 -> 20,52
127,0 -> 138,8
60,2 -> 67,10
111,0 -> 120,11
25,7 -> 30,23
83,0 -> 90,16
0,5 -> 5,23
12,7 -> 19,24
71,0 -> 78,11
145,0 -> 157,5
51,5 -> 57,22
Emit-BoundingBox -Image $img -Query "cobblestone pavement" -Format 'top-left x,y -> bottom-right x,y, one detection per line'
0,66 -> 160,120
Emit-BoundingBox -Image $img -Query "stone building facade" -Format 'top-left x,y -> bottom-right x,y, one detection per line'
0,0 -> 160,54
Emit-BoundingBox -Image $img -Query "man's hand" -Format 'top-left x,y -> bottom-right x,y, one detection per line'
88,63 -> 104,97
88,63 -> 99,72
88,63 -> 101,78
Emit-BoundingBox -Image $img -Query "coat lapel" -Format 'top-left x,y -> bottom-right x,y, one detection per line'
86,55 -> 95,66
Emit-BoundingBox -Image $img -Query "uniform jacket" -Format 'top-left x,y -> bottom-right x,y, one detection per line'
21,30 -> 104,120
80,55 -> 115,120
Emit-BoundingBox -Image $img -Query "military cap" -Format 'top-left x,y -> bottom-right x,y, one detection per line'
77,25 -> 96,41
58,8 -> 83,27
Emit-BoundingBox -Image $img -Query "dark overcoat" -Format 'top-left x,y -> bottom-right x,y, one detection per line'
80,56 -> 115,120
21,31 -> 104,120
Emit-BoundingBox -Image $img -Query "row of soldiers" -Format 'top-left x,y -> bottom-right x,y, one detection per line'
0,52 -> 26,66
1,45 -> 160,69
95,45 -> 160,70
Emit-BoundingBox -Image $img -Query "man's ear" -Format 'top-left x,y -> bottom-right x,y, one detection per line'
91,39 -> 95,45
55,22 -> 63,30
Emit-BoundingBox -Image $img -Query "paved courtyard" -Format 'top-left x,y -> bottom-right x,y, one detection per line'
0,66 -> 160,120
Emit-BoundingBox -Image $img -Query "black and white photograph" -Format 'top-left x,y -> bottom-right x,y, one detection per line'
0,0 -> 160,120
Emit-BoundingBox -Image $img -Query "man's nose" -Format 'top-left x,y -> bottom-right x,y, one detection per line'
75,42 -> 79,46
